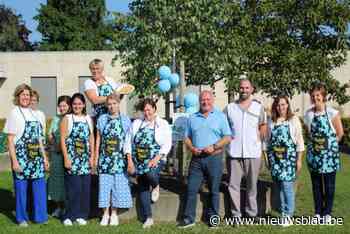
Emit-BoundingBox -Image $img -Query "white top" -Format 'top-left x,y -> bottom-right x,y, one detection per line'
225,99 -> 266,158
264,115 -> 305,152
84,76 -> 121,96
125,116 -> 172,161
304,105 -> 338,133
66,114 -> 94,136
4,107 -> 46,144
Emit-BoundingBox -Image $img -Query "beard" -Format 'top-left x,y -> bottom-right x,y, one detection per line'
239,93 -> 250,101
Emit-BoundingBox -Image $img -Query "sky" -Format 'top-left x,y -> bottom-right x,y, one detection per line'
0,0 -> 133,43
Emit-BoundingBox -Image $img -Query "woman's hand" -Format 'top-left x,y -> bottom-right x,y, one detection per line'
44,157 -> 50,172
148,157 -> 160,168
64,158 -> 72,170
12,160 -> 22,173
127,160 -> 135,175
296,159 -> 302,176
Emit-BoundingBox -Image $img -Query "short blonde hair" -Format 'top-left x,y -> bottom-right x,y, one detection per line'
89,58 -> 104,69
13,83 -> 32,106
31,90 -> 40,102
106,92 -> 121,103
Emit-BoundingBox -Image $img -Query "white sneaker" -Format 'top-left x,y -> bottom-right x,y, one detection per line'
324,215 -> 333,225
280,216 -> 293,227
110,214 -> 119,226
100,215 -> 109,226
151,185 -> 160,203
63,219 -> 73,226
76,218 -> 87,225
142,218 -> 154,228
51,208 -> 62,218
313,214 -> 321,224
19,221 -> 28,227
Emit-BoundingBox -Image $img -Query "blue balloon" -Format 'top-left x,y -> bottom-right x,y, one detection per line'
169,73 -> 180,87
184,93 -> 199,108
158,79 -> 171,93
185,106 -> 198,114
158,65 -> 171,80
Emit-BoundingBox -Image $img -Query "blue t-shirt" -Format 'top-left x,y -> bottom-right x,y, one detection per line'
185,108 -> 231,149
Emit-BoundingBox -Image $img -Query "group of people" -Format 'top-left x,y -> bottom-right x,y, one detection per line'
178,79 -> 343,228
3,58 -> 344,229
4,59 -> 172,228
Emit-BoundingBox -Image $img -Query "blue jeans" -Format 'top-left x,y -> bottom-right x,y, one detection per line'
278,181 -> 295,216
310,171 -> 336,216
63,174 -> 91,221
137,161 -> 164,221
183,154 -> 223,223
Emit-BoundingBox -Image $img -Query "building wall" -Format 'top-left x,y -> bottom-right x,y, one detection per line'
0,51 -> 349,119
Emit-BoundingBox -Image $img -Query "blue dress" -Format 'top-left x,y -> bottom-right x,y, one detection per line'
93,83 -> 114,119
267,122 -> 297,182
132,122 -> 161,175
65,116 -> 91,175
307,112 -> 340,173
98,115 -> 126,174
14,107 -> 45,180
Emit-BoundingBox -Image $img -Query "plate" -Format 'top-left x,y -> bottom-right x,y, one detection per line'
116,84 -> 135,94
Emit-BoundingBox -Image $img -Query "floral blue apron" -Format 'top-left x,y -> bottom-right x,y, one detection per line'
267,122 -> 297,182
15,107 -> 45,180
307,111 -> 339,173
98,115 -> 126,174
93,82 -> 114,119
65,115 -> 91,175
133,121 -> 161,175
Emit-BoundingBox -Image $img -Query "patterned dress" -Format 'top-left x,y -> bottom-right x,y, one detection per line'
98,116 -> 126,174
98,114 -> 132,208
65,116 -> 91,175
93,83 -> 114,119
14,107 -> 45,180
47,116 -> 65,201
267,122 -> 297,182
307,112 -> 340,173
133,122 -> 161,175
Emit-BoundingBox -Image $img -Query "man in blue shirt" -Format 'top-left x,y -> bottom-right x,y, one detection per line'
178,90 -> 232,228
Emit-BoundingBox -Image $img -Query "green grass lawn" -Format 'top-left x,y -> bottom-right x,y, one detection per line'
0,155 -> 349,234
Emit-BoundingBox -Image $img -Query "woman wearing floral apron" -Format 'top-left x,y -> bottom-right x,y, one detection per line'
4,84 -> 49,227
84,58 -> 121,120
264,95 -> 304,227
126,98 -> 172,228
95,93 -> 134,226
47,95 -> 71,218
60,93 -> 94,226
304,83 -> 344,224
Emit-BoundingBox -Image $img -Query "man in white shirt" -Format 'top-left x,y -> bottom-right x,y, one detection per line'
225,79 -> 267,219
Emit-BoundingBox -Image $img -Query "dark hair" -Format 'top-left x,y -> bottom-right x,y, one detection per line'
57,95 -> 72,115
309,82 -> 327,102
141,98 -> 157,111
71,93 -> 87,115
271,95 -> 294,122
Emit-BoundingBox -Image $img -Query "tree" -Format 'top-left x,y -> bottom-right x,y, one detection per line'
224,0 -> 350,104
35,0 -> 113,50
113,0 -> 235,96
0,4 -> 32,51
114,0 -> 350,104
